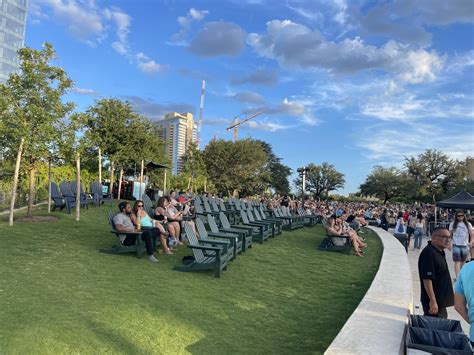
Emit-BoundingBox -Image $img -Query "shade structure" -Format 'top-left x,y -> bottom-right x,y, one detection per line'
436,191 -> 474,209
146,161 -> 169,170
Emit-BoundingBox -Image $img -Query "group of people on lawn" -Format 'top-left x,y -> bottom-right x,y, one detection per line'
113,191 -> 192,263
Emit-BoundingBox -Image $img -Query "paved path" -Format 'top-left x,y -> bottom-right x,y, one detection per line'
403,231 -> 470,335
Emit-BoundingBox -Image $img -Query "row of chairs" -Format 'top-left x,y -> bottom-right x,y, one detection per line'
49,181 -> 112,214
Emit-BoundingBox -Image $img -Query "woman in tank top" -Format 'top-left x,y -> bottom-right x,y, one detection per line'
131,200 -> 173,255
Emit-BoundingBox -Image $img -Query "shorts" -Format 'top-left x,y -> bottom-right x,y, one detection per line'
452,245 -> 468,262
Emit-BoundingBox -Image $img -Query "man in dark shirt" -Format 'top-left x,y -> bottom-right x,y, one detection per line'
418,227 -> 454,318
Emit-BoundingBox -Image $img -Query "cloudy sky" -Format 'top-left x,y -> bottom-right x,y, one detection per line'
28,0 -> 474,194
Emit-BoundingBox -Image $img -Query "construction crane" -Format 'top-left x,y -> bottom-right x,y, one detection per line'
226,112 -> 263,142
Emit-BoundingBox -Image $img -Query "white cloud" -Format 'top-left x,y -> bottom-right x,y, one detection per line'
33,1 -> 167,75
247,19 -> 444,82
71,87 -> 97,95
171,8 -> 209,44
36,0 -> 104,44
189,22 -> 246,57
357,122 -> 474,163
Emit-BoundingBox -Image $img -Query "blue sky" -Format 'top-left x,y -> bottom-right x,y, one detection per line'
27,0 -> 474,194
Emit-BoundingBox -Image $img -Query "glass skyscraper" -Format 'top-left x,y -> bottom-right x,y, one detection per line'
0,0 -> 27,82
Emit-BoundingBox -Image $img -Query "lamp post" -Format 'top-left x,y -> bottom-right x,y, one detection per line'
297,166 -> 309,208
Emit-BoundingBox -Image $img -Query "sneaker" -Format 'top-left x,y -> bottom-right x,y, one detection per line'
148,255 -> 159,263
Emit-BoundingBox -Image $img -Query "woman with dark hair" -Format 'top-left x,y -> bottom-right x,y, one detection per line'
325,215 -> 366,257
131,200 -> 173,255
413,212 -> 425,251
449,211 -> 473,280
155,196 -> 183,246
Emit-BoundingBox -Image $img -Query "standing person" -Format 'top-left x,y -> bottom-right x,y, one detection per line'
418,227 -> 454,318
413,213 -> 425,251
449,211 -> 473,280
380,209 -> 389,231
454,261 -> 474,347
394,211 -> 407,234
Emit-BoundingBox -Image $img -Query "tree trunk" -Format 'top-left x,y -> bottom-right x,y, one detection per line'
109,161 -> 114,200
163,169 -> 167,194
9,137 -> 24,227
27,166 -> 35,217
75,153 -> 81,222
117,168 -> 123,200
47,159 -> 52,213
98,147 -> 102,183
139,159 -> 144,198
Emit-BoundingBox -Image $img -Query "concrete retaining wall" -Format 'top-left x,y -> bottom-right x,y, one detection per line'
325,226 -> 412,355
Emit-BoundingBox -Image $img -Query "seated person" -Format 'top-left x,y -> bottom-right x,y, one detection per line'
113,201 -> 159,263
155,196 -> 184,246
131,200 -> 173,255
326,215 -> 366,257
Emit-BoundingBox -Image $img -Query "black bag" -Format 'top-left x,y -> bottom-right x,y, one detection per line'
182,255 -> 195,265
406,326 -> 472,354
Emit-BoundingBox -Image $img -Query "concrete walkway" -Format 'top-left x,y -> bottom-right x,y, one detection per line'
404,232 -> 470,335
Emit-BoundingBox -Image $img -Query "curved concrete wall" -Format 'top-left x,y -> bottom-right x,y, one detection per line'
325,226 -> 412,355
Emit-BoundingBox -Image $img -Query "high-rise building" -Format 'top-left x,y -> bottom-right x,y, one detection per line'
0,0 -> 28,82
156,112 -> 197,175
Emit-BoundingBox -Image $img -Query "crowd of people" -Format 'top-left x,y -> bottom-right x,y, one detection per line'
109,190 -> 473,345
113,190 -> 195,262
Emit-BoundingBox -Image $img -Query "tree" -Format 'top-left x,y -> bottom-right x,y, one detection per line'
257,141 -> 291,195
0,43 -> 74,225
359,166 -> 407,204
179,142 -> 208,192
296,162 -> 345,199
405,149 -> 467,202
203,139 -> 270,196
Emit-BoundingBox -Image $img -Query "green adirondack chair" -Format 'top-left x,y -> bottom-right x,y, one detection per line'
100,211 -> 154,258
218,212 -> 253,251
239,210 -> 271,243
174,222 -> 229,278
245,208 -> 276,237
206,215 -> 243,256
319,217 -> 352,253
251,208 -> 282,235
195,219 -> 235,261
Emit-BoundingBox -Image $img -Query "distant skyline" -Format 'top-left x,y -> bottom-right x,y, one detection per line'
26,0 -> 474,194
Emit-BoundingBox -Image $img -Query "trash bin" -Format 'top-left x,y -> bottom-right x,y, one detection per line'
394,233 -> 408,252
406,326 -> 472,355
410,315 -> 464,333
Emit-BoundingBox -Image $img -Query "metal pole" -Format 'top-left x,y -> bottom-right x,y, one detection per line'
302,168 -> 306,208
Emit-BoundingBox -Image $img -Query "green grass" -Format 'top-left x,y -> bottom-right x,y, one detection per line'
0,206 -> 382,354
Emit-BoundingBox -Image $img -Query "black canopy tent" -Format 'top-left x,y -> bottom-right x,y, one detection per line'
436,191 -> 474,210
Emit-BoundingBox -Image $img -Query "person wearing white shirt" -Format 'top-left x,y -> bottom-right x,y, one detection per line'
449,211 -> 474,280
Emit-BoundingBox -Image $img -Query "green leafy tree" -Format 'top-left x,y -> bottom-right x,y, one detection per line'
257,141 -> 291,195
359,166 -> 407,204
179,142 -> 208,192
203,139 -> 270,196
0,43 -> 74,224
295,162 -> 345,199
405,149 -> 467,202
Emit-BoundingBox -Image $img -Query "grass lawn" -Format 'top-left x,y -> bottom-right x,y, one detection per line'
0,205 -> 382,354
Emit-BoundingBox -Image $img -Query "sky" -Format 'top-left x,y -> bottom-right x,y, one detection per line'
26,0 -> 474,194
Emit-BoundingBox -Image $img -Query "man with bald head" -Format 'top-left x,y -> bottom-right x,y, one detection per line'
418,227 -> 454,318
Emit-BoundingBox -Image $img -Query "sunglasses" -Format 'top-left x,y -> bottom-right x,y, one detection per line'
137,205 -> 143,207
457,215 -> 464,217
437,236 -> 452,241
